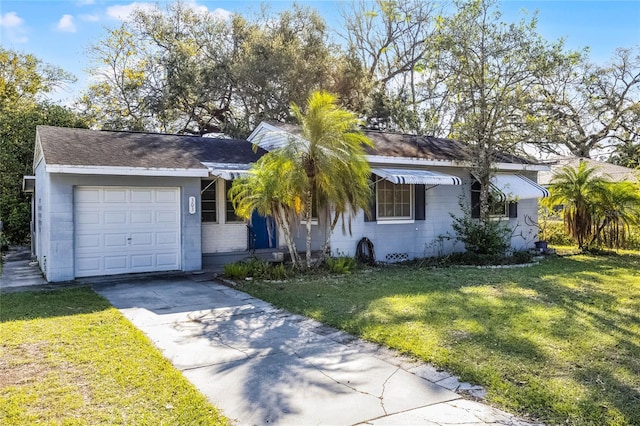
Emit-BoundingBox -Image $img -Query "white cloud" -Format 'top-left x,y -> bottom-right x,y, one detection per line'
0,11 -> 23,28
0,11 -> 28,43
210,7 -> 233,21
183,1 -> 232,21
79,14 -> 100,22
56,14 -> 76,33
106,2 -> 157,22
104,2 -> 231,23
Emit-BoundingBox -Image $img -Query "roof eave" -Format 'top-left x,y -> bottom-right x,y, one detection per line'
45,164 -> 209,177
366,155 -> 550,171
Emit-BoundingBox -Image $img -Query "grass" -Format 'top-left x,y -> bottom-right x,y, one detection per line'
238,252 -> 640,425
0,287 -> 228,425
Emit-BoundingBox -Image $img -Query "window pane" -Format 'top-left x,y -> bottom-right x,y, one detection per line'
377,180 -> 412,219
225,180 -> 242,222
201,180 -> 216,222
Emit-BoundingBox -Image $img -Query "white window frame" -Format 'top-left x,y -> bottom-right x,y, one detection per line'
376,180 -> 414,222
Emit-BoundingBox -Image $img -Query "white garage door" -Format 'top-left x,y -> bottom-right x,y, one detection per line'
74,186 -> 181,277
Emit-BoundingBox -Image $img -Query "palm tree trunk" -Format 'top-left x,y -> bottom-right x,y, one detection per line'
320,210 -> 340,262
305,188 -> 313,268
276,204 -> 300,268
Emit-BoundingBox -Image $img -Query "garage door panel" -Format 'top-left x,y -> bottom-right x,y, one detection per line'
77,233 -> 101,249
131,189 -> 153,203
104,256 -> 128,272
157,211 -> 178,224
130,232 -> 153,246
76,256 -> 101,274
76,188 -> 101,203
104,233 -> 128,248
131,254 -> 153,268
157,231 -> 177,245
77,212 -> 100,225
156,189 -> 178,203
131,211 -> 153,224
104,211 -> 127,225
157,253 -> 179,267
104,188 -> 127,203
75,186 -> 181,278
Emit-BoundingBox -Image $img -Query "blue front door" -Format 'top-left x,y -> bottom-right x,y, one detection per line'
250,210 -> 277,249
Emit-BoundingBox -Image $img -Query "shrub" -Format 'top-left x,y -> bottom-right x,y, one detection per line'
450,212 -> 510,255
326,256 -> 357,274
224,262 -> 252,279
263,263 -> 290,280
545,221 -> 574,245
224,257 -> 291,280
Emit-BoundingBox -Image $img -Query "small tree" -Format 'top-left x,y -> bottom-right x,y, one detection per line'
229,150 -> 306,268
288,91 -> 372,267
548,162 -> 607,249
590,181 -> 640,249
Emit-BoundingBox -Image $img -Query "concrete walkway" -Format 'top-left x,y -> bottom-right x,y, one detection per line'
0,246 -> 47,289
93,277 -> 540,425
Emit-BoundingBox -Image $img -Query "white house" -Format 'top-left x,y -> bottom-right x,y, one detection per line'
249,122 -> 550,262
29,124 -> 549,282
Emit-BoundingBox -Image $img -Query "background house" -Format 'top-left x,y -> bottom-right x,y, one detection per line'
538,156 -> 639,186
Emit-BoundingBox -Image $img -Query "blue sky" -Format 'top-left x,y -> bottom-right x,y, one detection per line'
1,0 -> 639,104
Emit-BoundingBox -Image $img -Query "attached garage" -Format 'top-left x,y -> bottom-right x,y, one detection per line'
31,125 -> 265,282
74,186 -> 181,277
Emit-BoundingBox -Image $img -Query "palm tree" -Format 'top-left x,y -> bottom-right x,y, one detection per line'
548,161 -> 607,249
229,150 -> 306,267
590,181 -> 640,248
287,91 -> 373,267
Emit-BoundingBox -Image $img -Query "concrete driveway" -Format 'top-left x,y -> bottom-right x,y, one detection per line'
93,277 -> 537,425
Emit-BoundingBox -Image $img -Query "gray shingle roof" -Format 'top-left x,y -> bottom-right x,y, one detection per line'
37,126 -> 266,170
363,131 -> 534,164
538,156 -> 639,186
265,122 -> 534,164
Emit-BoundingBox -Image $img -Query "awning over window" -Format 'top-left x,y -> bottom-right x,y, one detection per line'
371,168 -> 462,185
490,174 -> 549,201
204,163 -> 251,180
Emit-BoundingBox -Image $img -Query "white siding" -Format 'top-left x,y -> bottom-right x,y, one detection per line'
328,169 -> 541,262
202,223 -> 248,253
201,179 -> 249,253
330,183 -> 466,261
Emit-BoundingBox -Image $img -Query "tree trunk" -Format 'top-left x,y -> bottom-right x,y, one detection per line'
305,187 -> 313,268
319,209 -> 340,262
276,204 -> 300,268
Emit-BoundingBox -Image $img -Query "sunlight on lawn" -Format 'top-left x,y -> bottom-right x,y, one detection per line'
0,288 -> 227,426
240,253 -> 640,425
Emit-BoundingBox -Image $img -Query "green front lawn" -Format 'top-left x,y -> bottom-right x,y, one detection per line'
239,253 -> 640,425
0,288 -> 228,425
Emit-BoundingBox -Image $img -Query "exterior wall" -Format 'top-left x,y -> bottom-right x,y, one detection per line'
201,178 -> 287,254
328,168 -> 542,262
329,182 -> 466,261
201,178 -> 248,253
39,173 -> 201,282
292,220 -> 327,253
508,198 -> 539,251
202,223 -> 248,253
34,159 -> 50,276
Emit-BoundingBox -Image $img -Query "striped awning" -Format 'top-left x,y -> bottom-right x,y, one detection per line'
490,174 -> 549,201
371,168 -> 462,185
204,163 -> 251,180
